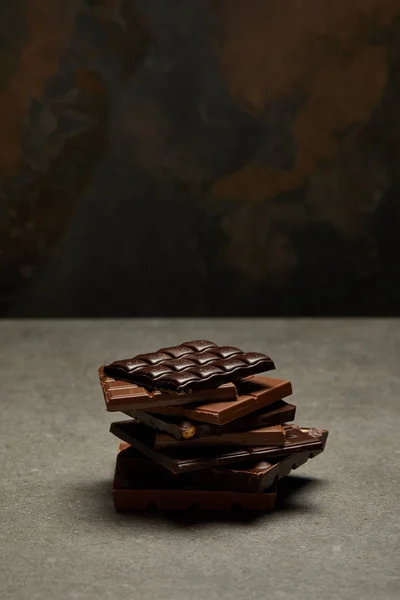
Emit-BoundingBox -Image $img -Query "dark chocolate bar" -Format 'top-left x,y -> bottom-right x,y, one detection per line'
154,424 -> 285,450
110,420 -> 328,474
113,466 -> 277,512
189,448 -> 326,493
99,366 -> 237,412
117,443 -> 326,493
104,340 -> 275,393
127,400 -> 296,440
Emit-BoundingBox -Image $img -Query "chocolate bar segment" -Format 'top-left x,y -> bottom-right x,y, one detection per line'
113,466 -> 277,511
98,367 -> 237,411
126,401 -> 296,440
148,376 -> 292,425
219,400 -> 296,430
154,424 -> 285,450
117,444 -> 325,493
104,340 -> 275,393
110,420 -> 328,474
189,448 -> 326,493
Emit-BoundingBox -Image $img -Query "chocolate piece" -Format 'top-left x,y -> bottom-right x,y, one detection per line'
110,420 -> 328,474
117,443 -> 326,493
98,367 -> 237,412
126,400 -> 296,440
148,376 -> 292,425
129,400 -> 296,440
104,340 -> 275,393
113,466 -> 277,512
220,400 -> 296,430
117,447 -> 184,488
154,424 -> 285,450
189,448 -> 326,493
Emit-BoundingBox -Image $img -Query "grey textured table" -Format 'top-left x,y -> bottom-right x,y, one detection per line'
0,319 -> 399,600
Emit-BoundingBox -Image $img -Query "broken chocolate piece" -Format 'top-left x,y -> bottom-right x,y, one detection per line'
110,420 -> 328,474
117,443 -> 326,493
99,366 -> 237,412
126,400 -> 296,440
147,377 -> 292,425
154,424 -> 286,450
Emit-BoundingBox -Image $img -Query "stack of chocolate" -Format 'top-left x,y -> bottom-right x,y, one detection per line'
99,340 -> 328,512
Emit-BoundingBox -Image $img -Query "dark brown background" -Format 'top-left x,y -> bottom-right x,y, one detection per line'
1,0 -> 400,316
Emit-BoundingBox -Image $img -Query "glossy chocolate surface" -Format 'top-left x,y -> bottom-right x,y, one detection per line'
104,340 -> 275,393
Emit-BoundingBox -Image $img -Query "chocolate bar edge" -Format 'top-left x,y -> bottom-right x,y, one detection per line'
113,469 -> 277,512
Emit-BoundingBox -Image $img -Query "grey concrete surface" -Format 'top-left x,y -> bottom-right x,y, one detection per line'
0,319 -> 399,600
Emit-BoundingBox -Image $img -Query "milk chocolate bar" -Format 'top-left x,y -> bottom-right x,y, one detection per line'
148,377 -> 292,425
99,366 -> 237,411
104,340 -> 275,393
154,424 -> 285,450
127,400 -> 296,440
113,466 -> 277,511
110,420 -> 328,474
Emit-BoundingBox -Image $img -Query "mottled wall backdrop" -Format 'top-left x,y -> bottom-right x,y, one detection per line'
1,0 -> 400,316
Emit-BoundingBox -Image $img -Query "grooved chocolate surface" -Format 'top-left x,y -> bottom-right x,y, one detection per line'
104,340 -> 275,393
147,376 -> 292,425
110,421 -> 328,474
98,366 -> 237,411
126,400 -> 296,440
